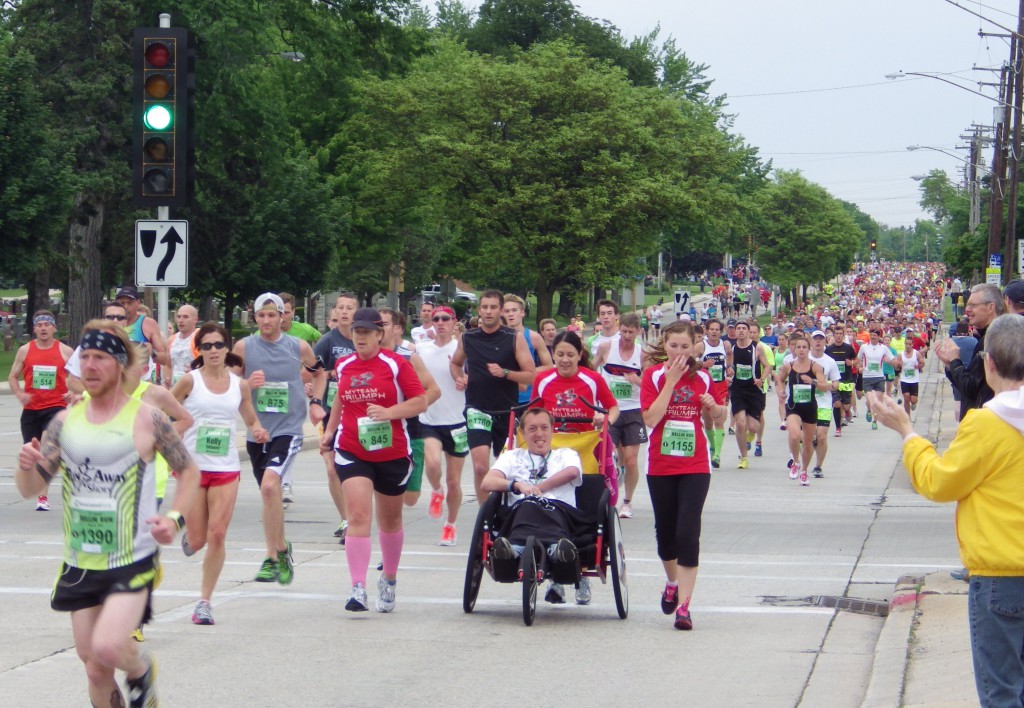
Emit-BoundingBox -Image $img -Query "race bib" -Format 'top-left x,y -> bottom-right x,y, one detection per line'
196,422 -> 231,457
735,364 -> 753,381
710,364 -> 724,382
452,425 -> 469,454
661,420 -> 696,457
69,498 -> 117,554
33,365 -> 57,391
792,384 -> 812,404
256,382 -> 289,413
326,380 -> 338,409
835,362 -> 846,374
358,416 -> 392,451
867,362 -> 882,375
610,377 -> 633,400
466,408 -> 493,432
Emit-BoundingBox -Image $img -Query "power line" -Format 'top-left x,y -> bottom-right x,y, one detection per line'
730,68 -> 993,98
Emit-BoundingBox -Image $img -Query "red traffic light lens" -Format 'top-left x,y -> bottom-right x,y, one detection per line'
145,42 -> 171,68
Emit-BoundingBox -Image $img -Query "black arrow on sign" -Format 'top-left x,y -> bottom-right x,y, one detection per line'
156,226 -> 183,281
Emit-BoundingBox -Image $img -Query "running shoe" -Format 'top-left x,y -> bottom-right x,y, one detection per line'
181,532 -> 196,557
438,524 -> 457,546
865,411 -> 873,423
126,654 -> 157,708
788,462 -> 799,480
911,402 -> 917,411
897,397 -> 903,406
674,605 -> 693,631
661,583 -> 679,614
812,466 -> 823,479
335,521 -> 348,546
779,424 -> 787,431
131,627 -> 145,643
192,600 -> 214,626
276,541 -> 294,586
255,557 -> 278,582
618,502 -> 633,519
754,442 -> 763,457
737,458 -> 749,470
747,431 -> 755,445
728,427 -> 735,435
35,495 -> 49,511
786,457 -> 794,471
428,489 -> 444,519
492,536 -> 516,561
346,583 -> 369,612
575,578 -> 592,606
544,582 -> 566,604
872,421 -> 879,431
834,428 -> 842,438
282,483 -> 294,504
376,574 -> 397,613
800,470 -> 810,486
711,456 -> 720,469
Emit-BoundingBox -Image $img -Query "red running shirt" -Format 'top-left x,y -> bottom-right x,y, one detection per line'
532,367 -> 617,433
333,349 -> 425,461
23,340 -> 68,411
640,365 -> 713,476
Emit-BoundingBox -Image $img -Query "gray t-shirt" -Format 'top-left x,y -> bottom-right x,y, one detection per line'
243,333 -> 307,440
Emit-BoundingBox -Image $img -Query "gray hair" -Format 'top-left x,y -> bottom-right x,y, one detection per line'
985,314 -> 1024,381
972,284 -> 1007,315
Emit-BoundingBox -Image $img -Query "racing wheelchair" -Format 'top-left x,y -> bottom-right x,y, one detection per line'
461,402 -> 628,626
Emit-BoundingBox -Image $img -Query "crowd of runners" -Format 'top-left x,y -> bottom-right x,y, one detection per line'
7,262 -> 960,705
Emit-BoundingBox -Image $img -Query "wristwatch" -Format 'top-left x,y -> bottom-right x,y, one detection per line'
309,398 -> 323,407
165,510 -> 185,531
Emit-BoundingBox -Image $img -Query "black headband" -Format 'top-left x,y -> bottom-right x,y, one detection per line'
80,329 -> 128,365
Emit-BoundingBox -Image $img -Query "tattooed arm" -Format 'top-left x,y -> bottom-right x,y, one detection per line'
147,408 -> 199,544
15,411 -> 66,498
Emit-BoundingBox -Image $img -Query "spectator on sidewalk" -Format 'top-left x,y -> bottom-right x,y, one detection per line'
871,313 -> 1024,708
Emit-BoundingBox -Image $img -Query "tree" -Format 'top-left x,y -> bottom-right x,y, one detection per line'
0,33 -> 73,312
343,40 -> 747,322
751,171 -> 861,304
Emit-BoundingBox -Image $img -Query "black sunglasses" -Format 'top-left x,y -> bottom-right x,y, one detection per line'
199,341 -> 227,351
432,316 -> 453,323
104,314 -> 126,321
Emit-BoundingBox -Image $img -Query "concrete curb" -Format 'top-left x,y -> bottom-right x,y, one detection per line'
860,575 -> 923,708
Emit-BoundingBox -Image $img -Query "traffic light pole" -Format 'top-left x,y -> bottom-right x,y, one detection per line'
156,13 -> 171,346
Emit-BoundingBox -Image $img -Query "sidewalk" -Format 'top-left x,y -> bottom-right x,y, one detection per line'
863,336 -> 974,707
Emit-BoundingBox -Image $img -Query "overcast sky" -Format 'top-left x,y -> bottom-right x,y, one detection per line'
442,0 -> 1019,228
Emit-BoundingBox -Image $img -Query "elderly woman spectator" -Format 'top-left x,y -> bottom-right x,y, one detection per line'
870,313 -> 1024,708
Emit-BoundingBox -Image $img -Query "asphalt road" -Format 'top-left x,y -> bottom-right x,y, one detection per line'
0,355 -> 959,707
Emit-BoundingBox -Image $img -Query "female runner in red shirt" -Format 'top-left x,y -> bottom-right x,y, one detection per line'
321,308 -> 428,614
531,331 -> 619,431
641,321 -> 726,630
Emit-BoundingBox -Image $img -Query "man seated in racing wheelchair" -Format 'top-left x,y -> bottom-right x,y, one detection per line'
479,407 -> 593,605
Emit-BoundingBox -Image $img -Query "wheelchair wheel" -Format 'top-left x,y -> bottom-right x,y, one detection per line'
606,506 -> 628,619
463,493 -> 499,613
522,537 -> 538,627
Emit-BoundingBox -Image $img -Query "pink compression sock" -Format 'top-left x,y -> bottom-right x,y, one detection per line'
379,529 -> 404,578
345,535 -> 371,587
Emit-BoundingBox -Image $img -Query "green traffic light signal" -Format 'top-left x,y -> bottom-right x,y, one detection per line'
143,104 -> 172,131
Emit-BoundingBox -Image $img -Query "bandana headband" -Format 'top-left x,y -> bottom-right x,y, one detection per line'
33,315 -> 56,326
80,329 -> 128,365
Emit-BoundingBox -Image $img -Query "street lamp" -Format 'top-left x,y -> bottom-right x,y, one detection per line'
885,71 -> 1012,111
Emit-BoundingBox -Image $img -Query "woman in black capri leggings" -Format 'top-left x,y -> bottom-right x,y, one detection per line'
640,321 -> 727,630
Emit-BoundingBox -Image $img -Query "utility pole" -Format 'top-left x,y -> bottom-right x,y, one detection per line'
988,53 -> 1013,284
1004,0 -> 1024,283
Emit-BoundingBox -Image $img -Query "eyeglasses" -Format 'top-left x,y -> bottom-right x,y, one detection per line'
432,316 -> 452,322
104,315 -> 126,321
199,341 -> 227,351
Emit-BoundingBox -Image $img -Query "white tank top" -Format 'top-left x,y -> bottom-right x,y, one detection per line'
901,350 -> 919,383
418,338 -> 467,426
169,332 -> 195,384
182,370 -> 242,471
601,334 -> 642,410
702,339 -> 728,386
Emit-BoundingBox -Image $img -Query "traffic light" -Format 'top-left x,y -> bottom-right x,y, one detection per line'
132,27 -> 195,207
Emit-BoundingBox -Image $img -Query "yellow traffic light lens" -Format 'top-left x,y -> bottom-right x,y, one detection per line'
145,74 -> 171,99
143,104 -> 172,131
